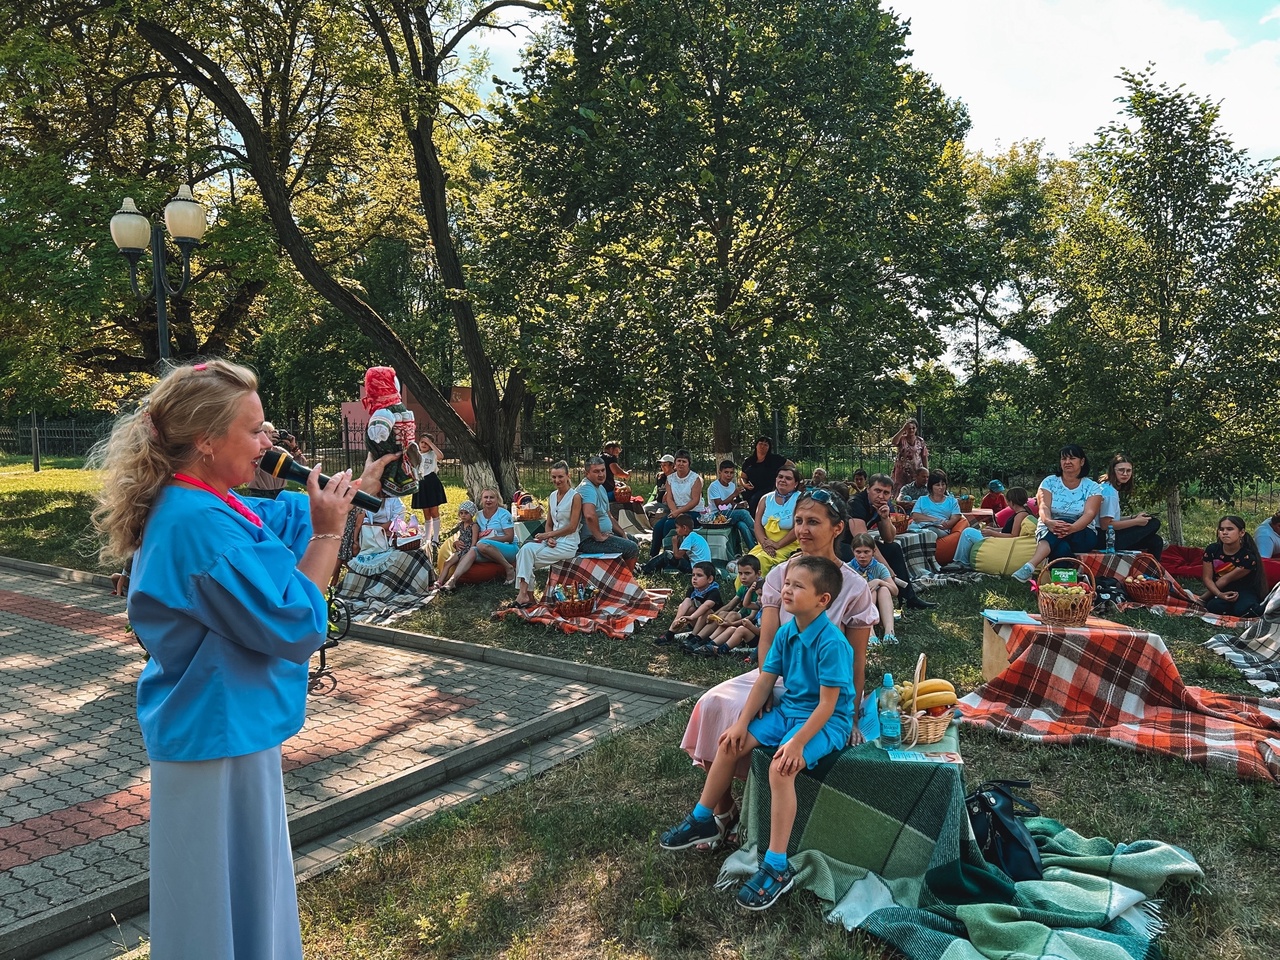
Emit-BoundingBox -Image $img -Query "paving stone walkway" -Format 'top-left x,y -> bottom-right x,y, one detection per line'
0,561 -> 699,960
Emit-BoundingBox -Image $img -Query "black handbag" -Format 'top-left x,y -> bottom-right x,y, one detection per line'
965,779 -> 1044,881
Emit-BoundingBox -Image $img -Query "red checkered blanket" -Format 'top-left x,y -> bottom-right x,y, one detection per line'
961,619 -> 1280,781
493,555 -> 669,638
1076,551 -> 1257,629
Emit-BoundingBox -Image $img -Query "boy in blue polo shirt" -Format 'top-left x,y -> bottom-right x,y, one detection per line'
658,555 -> 853,911
642,512 -> 711,575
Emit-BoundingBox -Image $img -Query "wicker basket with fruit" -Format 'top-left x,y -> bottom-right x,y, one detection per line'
1035,558 -> 1094,626
896,653 -> 957,746
1121,553 -> 1170,604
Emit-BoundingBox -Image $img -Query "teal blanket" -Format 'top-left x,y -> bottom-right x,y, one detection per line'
719,746 -> 1202,959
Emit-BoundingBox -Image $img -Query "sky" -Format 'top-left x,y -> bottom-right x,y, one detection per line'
884,0 -> 1280,160
476,0 -> 1280,161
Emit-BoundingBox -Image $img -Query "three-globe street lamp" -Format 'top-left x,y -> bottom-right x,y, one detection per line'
109,184 -> 208,361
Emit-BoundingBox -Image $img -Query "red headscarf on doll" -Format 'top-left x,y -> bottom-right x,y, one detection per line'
361,366 -> 402,415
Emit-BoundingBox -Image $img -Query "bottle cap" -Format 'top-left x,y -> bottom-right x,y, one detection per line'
883,672 -> 893,686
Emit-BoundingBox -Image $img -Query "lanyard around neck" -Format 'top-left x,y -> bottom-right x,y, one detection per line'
173,473 -> 264,528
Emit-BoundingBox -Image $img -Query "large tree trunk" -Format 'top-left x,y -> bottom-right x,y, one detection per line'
712,406 -> 734,462
133,16 -> 525,499
1166,486 -> 1184,546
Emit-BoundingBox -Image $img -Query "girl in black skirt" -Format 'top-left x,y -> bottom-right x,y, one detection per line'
410,436 -> 448,544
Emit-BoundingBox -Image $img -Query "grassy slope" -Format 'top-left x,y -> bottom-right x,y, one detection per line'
4,463 -> 1277,958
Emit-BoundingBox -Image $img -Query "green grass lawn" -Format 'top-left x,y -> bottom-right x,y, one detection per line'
4,467 -> 1278,958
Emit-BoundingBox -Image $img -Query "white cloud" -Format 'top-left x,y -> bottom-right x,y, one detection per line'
1261,4 -> 1280,26
888,0 -> 1280,160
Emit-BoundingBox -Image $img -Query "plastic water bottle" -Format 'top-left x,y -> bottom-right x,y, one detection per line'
878,673 -> 901,750
1105,526 -> 1116,554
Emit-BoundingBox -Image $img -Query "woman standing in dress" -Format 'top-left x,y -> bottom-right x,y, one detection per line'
891,419 -> 929,493
93,360 -> 377,960
679,490 -> 876,841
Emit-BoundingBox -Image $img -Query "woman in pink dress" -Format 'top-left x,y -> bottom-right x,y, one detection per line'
891,419 -> 929,493
678,489 -> 877,846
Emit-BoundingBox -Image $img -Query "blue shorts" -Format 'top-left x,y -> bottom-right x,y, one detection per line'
475,539 -> 519,563
747,710 -> 847,769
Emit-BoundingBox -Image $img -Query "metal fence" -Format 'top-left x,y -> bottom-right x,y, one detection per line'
4,412 -> 1277,516
0,416 -> 114,459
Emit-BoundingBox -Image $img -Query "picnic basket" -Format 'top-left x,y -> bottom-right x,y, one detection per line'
1035,557 -> 1094,626
515,494 -> 544,521
900,653 -> 953,746
890,510 -> 912,534
1120,552 -> 1170,604
550,597 -> 594,618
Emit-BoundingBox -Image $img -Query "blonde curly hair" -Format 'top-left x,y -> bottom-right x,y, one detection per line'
92,360 -> 259,565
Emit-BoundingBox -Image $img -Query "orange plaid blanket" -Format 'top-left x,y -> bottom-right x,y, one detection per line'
493,555 -> 670,638
961,618 -> 1280,781
1076,551 -> 1257,629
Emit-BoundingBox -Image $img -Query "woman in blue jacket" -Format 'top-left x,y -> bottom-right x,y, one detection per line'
93,360 -> 384,959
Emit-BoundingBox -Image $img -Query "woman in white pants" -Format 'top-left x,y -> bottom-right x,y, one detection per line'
514,461 -> 582,605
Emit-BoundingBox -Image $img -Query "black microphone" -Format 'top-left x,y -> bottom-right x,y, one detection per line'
258,449 -> 382,511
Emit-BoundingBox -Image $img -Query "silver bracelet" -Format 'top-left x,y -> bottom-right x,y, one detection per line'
310,533 -> 342,542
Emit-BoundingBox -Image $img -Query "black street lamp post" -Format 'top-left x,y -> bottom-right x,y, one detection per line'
110,184 -> 208,361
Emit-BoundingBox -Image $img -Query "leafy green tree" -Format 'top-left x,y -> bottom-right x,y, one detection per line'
1028,69 -> 1280,543
0,5 -> 285,410
487,0 -> 968,455
945,142 -> 1071,380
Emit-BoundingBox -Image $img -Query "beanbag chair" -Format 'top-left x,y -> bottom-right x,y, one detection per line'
458,561 -> 506,585
933,517 -> 970,566
1161,545 -> 1202,580
973,515 -> 1038,576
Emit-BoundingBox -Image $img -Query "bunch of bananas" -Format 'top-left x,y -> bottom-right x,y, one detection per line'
894,677 -> 958,713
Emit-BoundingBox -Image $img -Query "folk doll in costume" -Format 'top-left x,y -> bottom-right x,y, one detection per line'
362,365 -> 421,497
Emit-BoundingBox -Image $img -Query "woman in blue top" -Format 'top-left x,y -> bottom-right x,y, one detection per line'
1013,444 -> 1103,581
440,487 -> 517,590
909,469 -> 962,531
92,360 -> 382,960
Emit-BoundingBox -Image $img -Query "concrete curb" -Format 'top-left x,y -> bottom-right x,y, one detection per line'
0,555 -> 115,591
0,873 -> 149,960
288,692 -> 612,847
351,622 -> 708,702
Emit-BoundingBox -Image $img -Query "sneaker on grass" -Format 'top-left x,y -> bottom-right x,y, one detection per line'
660,813 -> 721,851
1012,562 -> 1035,582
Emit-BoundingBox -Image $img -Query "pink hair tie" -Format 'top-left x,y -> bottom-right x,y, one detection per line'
192,363 -> 208,371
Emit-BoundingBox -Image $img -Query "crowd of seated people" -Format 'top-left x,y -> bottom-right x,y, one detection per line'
375,436 -> 1274,622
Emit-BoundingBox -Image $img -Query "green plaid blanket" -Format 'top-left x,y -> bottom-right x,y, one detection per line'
718,746 -> 1202,959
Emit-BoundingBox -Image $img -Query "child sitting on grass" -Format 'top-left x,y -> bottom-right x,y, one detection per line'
654,562 -> 723,646
690,554 -> 763,657
659,555 -> 853,911
642,512 -> 711,575
433,501 -> 479,590
846,533 -> 898,644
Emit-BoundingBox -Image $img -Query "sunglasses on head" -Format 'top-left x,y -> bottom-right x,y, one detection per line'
802,488 -> 835,505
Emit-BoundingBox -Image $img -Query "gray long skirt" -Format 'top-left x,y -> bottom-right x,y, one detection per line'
149,745 -> 302,960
